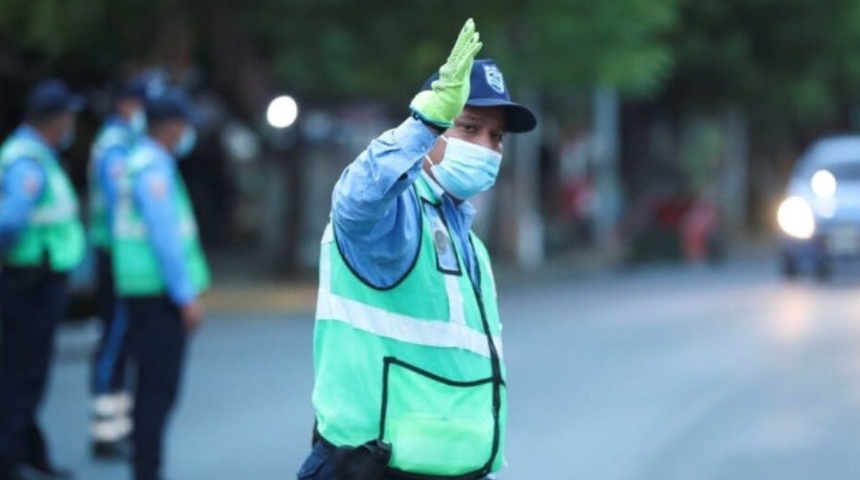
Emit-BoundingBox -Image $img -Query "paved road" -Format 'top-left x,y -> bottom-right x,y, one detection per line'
42,258 -> 860,479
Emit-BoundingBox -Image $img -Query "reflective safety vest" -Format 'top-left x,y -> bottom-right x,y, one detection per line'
0,130 -> 85,272
88,122 -> 135,250
313,176 -> 506,477
112,144 -> 210,297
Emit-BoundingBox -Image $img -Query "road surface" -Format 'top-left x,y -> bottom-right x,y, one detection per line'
42,258 -> 860,479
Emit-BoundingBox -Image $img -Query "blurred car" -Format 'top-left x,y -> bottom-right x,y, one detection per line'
777,135 -> 860,279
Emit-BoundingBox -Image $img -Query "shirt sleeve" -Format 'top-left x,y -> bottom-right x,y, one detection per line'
0,159 -> 46,253
331,117 -> 437,286
133,164 -> 196,306
97,145 -> 128,213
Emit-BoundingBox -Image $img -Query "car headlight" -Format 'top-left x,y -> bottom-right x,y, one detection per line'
811,169 -> 837,198
777,196 -> 815,239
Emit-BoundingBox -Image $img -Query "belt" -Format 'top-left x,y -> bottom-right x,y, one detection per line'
317,436 -> 489,480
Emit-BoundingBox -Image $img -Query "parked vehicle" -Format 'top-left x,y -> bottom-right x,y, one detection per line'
777,135 -> 860,280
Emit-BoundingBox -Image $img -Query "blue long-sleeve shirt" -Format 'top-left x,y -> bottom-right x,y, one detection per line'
0,126 -> 50,253
333,117 -> 479,287
94,117 -> 136,238
131,138 -> 196,306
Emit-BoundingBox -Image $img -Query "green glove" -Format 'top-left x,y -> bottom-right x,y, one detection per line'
410,18 -> 483,129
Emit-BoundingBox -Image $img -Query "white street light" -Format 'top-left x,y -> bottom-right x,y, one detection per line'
266,95 -> 299,129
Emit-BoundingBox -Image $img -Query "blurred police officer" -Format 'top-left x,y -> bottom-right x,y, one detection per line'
298,19 -> 536,480
0,79 -> 85,480
88,75 -> 162,460
112,88 -> 210,480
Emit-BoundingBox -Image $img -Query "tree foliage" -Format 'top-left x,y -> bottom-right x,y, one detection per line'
669,0 -> 860,119
4,0 -> 860,122
248,0 -> 678,99
0,0 -> 677,99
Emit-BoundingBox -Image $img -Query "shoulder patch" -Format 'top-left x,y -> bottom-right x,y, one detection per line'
22,172 -> 42,197
145,174 -> 168,199
108,160 -> 125,179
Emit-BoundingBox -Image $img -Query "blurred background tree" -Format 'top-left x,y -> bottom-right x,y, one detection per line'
2,0 -> 860,269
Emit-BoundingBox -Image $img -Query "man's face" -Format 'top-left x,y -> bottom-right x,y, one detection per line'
427,106 -> 506,167
52,111 -> 76,148
166,119 -> 189,150
118,98 -> 144,119
444,106 -> 506,154
423,106 -> 507,200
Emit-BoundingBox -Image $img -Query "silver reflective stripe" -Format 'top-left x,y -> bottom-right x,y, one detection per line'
322,222 -> 334,243
316,289 -> 501,358
30,202 -> 77,224
319,224 -> 333,287
444,274 -> 466,326
29,160 -> 79,225
90,417 -> 132,442
114,217 -> 197,239
317,223 -> 501,358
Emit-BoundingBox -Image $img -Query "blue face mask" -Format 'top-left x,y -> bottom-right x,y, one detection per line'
173,127 -> 197,158
129,109 -> 147,136
429,136 -> 502,200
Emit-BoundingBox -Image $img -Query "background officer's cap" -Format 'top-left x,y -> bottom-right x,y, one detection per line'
26,79 -> 85,121
119,73 -> 166,102
145,88 -> 195,126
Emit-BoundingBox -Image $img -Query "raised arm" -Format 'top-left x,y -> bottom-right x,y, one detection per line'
331,19 -> 482,287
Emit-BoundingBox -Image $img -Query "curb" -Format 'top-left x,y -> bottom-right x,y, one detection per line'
205,282 -> 317,316
204,248 -> 618,316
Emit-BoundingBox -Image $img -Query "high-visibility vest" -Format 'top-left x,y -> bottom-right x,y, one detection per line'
112,143 -> 210,297
88,121 -> 136,250
0,129 -> 85,272
313,176 -> 506,477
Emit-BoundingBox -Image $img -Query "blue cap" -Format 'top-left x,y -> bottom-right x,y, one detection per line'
120,73 -> 166,101
26,79 -> 85,120
422,58 -> 537,133
145,88 -> 195,125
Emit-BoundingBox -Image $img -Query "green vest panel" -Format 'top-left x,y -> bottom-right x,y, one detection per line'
112,146 -> 210,297
0,132 -> 85,272
313,177 -> 506,477
88,123 -> 134,249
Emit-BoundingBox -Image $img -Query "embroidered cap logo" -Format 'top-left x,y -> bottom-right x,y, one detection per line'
484,64 -> 506,95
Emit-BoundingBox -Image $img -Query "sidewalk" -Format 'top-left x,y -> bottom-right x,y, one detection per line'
204,245 -> 621,316
204,233 -> 774,316
204,248 -> 318,315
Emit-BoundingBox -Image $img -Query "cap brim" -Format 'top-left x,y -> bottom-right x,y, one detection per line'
148,110 -> 200,127
466,98 -> 537,133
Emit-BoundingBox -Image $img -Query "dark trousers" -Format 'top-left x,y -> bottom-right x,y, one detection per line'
91,249 -> 129,394
297,442 -> 492,480
125,296 -> 186,480
0,268 -> 68,478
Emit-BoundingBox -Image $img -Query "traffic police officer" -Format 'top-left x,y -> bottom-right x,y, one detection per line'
0,79 -> 85,480
88,75 -> 161,459
112,88 -> 210,480
299,19 -> 536,480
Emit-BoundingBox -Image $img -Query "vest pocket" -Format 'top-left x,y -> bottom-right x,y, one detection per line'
380,357 -> 496,476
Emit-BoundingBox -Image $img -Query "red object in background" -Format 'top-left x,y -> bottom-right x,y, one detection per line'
560,178 -> 594,221
653,197 -> 694,228
680,201 -> 718,262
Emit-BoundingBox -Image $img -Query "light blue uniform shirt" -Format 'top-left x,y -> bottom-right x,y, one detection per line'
94,116 -> 137,242
332,117 -> 479,287
130,138 -> 196,306
0,126 -> 51,253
